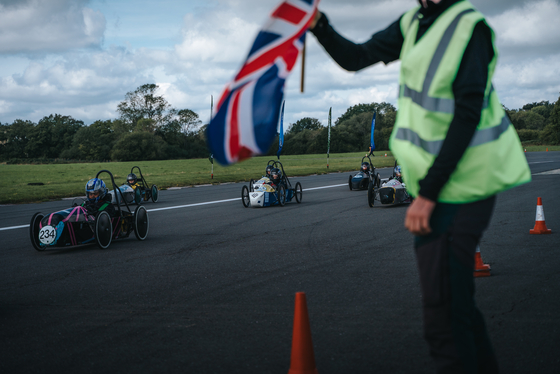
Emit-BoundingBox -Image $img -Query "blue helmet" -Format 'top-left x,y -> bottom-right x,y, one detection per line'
85,178 -> 107,203
395,165 -> 402,177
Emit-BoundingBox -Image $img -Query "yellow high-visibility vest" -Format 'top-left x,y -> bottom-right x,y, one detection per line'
389,1 -> 531,203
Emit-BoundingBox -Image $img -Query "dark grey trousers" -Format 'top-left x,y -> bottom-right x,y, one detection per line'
414,196 -> 499,374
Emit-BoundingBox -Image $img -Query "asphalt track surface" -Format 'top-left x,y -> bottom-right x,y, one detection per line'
1,152 -> 559,374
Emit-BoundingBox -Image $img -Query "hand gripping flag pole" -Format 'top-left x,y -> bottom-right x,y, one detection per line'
277,100 -> 285,159
206,0 -> 320,166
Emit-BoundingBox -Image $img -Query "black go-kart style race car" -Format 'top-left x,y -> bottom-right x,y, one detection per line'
368,161 -> 413,207
29,169 -> 149,251
241,160 -> 302,208
108,166 -> 159,205
348,155 -> 381,191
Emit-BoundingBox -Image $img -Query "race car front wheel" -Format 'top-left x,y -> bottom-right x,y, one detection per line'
134,205 -> 149,241
30,212 -> 45,251
348,175 -> 353,190
295,182 -> 302,203
249,179 -> 255,192
95,211 -> 113,249
241,185 -> 250,207
134,187 -> 142,205
277,185 -> 286,207
368,182 -> 375,207
151,185 -> 159,203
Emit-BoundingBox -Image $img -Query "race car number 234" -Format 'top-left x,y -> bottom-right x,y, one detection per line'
39,226 -> 57,245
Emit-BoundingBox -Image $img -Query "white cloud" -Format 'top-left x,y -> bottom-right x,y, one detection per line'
0,0 -> 106,54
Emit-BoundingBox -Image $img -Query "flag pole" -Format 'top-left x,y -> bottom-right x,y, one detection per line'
327,107 -> 331,169
210,95 -> 214,179
300,38 -> 306,93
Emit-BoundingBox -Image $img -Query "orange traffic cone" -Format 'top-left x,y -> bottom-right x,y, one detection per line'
384,153 -> 387,157
530,197 -> 552,234
546,147 -> 549,152
474,245 -> 491,278
288,292 -> 319,374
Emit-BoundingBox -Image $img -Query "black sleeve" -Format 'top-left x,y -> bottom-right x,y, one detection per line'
418,21 -> 494,201
310,12 -> 404,71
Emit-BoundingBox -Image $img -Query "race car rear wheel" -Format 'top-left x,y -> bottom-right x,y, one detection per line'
151,185 -> 159,202
249,179 -> 255,192
348,175 -> 353,190
134,205 -> 149,241
30,212 -> 45,251
277,185 -> 286,207
295,182 -> 302,203
241,185 -> 250,208
95,211 -> 112,249
368,182 -> 375,207
134,187 -> 142,205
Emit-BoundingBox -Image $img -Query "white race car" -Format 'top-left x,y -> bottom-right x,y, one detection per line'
241,161 -> 302,208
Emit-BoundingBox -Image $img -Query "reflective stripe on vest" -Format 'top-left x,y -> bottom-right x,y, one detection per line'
394,113 -> 511,155
400,9 -> 474,114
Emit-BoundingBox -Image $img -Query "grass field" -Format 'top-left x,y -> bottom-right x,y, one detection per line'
0,152 -> 397,204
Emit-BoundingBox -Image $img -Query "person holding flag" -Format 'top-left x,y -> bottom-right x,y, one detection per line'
309,0 -> 530,373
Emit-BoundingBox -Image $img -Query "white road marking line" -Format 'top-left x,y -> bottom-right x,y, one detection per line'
0,224 -> 29,231
528,161 -> 555,164
0,183 -> 349,231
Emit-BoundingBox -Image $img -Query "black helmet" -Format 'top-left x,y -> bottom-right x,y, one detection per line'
361,162 -> 370,171
265,165 -> 273,176
271,168 -> 281,181
127,173 -> 138,185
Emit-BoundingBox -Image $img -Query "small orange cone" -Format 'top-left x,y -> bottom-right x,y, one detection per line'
474,245 -> 491,278
524,148 -> 526,152
546,147 -> 548,152
384,153 -> 387,157
288,292 -> 319,374
530,197 -> 552,234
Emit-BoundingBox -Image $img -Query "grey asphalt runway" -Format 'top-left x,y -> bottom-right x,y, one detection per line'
1,152 -> 559,373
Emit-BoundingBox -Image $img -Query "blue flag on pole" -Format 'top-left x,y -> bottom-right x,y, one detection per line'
370,111 -> 376,153
277,100 -> 285,159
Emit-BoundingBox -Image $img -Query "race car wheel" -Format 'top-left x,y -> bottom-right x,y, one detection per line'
368,182 -> 375,207
249,179 -> 255,192
134,205 -> 149,241
295,182 -> 302,203
134,187 -> 142,205
348,175 -> 353,190
277,185 -> 286,207
30,212 -> 45,251
376,173 -> 381,188
151,185 -> 159,202
95,211 -> 112,249
241,185 -> 250,208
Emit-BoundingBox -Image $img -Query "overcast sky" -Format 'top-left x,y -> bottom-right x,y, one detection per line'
1,0 -> 559,128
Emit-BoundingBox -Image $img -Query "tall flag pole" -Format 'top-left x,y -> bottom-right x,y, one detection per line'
210,95 -> 214,179
369,111 -> 376,156
300,37 -> 306,93
206,0 -> 320,166
327,107 -> 331,169
277,100 -> 285,159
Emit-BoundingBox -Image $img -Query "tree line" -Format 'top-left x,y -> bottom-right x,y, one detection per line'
1,85 -> 559,164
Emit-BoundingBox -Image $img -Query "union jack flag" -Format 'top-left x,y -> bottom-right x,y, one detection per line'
207,0 -> 320,165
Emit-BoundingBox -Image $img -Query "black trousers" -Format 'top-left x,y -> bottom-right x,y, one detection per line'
414,196 -> 499,374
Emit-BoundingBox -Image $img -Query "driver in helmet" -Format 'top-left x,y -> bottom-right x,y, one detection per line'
265,165 -> 274,178
269,168 -> 282,187
361,162 -> 371,175
82,178 -> 115,216
394,165 -> 403,183
127,173 -> 139,190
